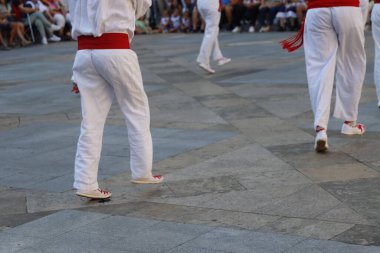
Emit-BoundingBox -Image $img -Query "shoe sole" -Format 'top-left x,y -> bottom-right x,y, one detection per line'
76,192 -> 111,199
131,178 -> 164,184
341,130 -> 365,135
315,140 -> 328,153
198,64 -> 215,74
218,59 -> 231,66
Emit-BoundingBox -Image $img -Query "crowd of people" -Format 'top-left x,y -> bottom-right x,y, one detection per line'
0,0 -> 377,50
0,0 -> 70,50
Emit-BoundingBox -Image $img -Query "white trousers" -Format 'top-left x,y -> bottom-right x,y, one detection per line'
304,7 -> 366,130
360,0 -> 369,26
372,4 -> 380,105
72,49 -> 153,191
196,0 -> 223,65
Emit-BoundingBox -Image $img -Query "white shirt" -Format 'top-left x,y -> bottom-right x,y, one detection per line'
68,0 -> 151,40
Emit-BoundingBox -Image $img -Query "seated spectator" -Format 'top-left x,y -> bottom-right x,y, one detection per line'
296,0 -> 306,28
231,0 -> 245,33
12,0 -> 61,44
170,7 -> 181,32
258,0 -> 284,32
275,0 -> 298,31
243,0 -> 261,32
159,9 -> 171,33
181,10 -> 192,32
40,0 -> 69,36
0,0 -> 31,47
182,0 -> 202,32
135,15 -> 153,35
221,0 -> 233,30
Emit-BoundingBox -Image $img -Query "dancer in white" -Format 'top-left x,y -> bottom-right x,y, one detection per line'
68,0 -> 164,200
197,0 -> 231,74
281,0 -> 366,152
373,0 -> 380,108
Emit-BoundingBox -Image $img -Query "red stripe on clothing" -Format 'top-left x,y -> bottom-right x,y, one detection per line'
308,0 -> 359,9
375,0 -> 380,4
78,33 -> 130,50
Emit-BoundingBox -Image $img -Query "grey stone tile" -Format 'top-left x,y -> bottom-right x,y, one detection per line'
316,204 -> 371,225
108,221 -> 214,253
231,118 -> 313,147
319,178 -> 380,225
283,239 -> 380,253
237,170 -> 312,190
165,144 -> 293,182
333,225 -> 380,246
0,189 -> 26,215
167,245 -> 229,253
256,185 -> 341,218
30,231 -> 129,253
269,143 -> 361,170
165,176 -> 246,197
259,217 -> 353,240
183,228 -> 304,253
153,184 -> 306,213
0,233 -> 43,253
297,163 -> 380,183
76,216 -> 160,236
173,81 -> 230,97
0,211 -> 54,228
192,210 -> 280,230
8,210 -> 109,238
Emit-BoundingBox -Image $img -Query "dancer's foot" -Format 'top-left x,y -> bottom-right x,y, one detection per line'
131,175 -> 164,184
76,188 -> 111,199
217,57 -> 231,66
199,63 -> 215,74
314,126 -> 328,153
341,121 -> 365,135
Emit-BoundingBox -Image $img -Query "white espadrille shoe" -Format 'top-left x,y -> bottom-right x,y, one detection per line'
131,175 -> 164,184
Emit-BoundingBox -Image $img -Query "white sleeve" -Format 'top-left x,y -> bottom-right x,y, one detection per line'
135,0 -> 152,19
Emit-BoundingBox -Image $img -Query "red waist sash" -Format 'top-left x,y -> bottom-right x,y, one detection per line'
308,0 -> 359,9
78,33 -> 130,50
375,0 -> 380,4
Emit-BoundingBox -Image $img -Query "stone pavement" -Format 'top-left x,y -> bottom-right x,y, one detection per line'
0,32 -> 379,252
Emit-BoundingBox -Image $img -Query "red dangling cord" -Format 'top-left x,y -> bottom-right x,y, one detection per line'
280,21 -> 305,53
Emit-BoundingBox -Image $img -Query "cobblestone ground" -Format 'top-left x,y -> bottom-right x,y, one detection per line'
0,32 -> 379,252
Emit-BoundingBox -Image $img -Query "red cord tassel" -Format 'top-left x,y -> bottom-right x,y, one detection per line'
280,22 -> 305,53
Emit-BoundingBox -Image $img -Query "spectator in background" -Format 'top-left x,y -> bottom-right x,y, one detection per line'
296,0 -> 307,28
0,0 -> 31,47
221,0 -> 233,30
231,0 -> 245,33
135,15 -> 153,34
159,9 -> 171,32
183,0 -> 203,32
170,7 -> 181,32
243,0 -> 261,32
258,0 -> 284,32
13,0 -> 61,44
169,0 -> 182,14
181,10 -> 192,32
41,0 -> 68,36
275,0 -> 298,31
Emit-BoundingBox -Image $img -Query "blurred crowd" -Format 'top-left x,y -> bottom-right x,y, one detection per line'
0,0 -> 377,50
0,0 -> 70,50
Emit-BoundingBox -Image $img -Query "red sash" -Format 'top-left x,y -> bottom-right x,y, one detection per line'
78,33 -> 130,50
